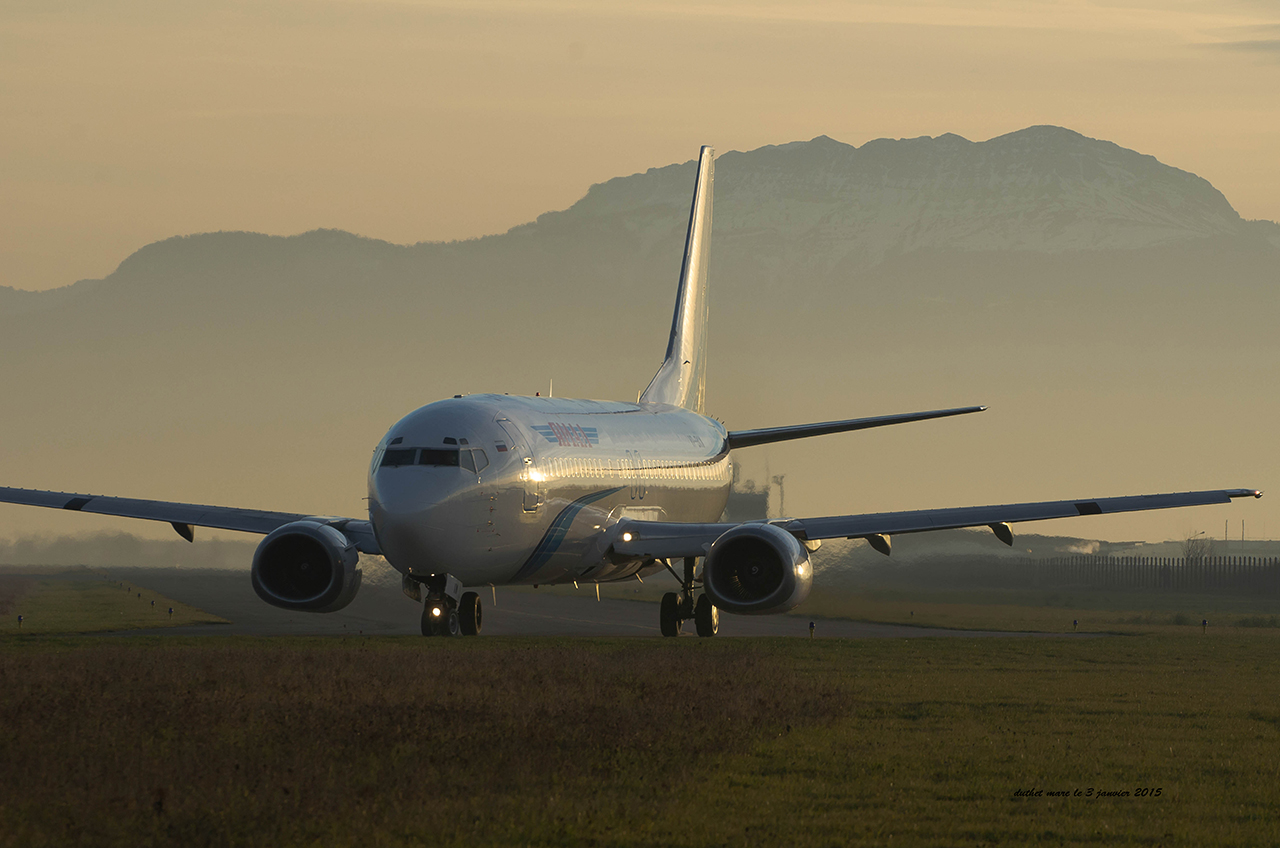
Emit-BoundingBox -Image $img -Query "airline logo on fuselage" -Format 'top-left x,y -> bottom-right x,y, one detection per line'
531,423 -> 599,448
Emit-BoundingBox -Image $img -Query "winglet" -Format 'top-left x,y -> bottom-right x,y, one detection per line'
640,146 -> 714,414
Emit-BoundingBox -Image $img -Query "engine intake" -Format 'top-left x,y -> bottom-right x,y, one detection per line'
251,521 -> 362,612
702,523 -> 812,615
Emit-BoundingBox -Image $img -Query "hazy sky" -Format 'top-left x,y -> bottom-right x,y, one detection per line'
3,0 -> 1279,292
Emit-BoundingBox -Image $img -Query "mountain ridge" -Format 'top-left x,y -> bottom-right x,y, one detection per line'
549,126 -> 1252,270
6,126 -> 1273,313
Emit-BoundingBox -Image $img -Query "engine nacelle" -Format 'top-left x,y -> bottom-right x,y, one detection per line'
251,521 -> 362,613
702,523 -> 813,615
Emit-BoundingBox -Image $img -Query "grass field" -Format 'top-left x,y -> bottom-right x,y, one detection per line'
794,586 -> 1280,635
4,633 -> 1280,847
0,568 -> 226,634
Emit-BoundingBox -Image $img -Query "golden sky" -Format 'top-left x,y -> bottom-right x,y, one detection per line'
3,0 -> 1279,292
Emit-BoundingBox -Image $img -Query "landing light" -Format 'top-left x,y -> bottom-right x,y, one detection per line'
431,607 -> 442,617
622,532 -> 633,542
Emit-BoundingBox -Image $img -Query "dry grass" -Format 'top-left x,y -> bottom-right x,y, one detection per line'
7,631 -> 1280,845
0,637 -> 847,847
648,634 -> 1280,846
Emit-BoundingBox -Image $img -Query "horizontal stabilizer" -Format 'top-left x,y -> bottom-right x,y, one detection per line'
726,405 -> 986,450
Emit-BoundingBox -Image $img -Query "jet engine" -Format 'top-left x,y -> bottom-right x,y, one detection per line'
702,523 -> 812,614
251,521 -> 362,613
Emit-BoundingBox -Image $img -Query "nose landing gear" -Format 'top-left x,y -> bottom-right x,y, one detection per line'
659,556 -> 718,638
404,572 -> 481,637
422,600 -> 461,637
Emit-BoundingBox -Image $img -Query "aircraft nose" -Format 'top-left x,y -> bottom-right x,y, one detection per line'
372,473 -> 439,518
372,495 -> 441,569
369,470 -> 469,570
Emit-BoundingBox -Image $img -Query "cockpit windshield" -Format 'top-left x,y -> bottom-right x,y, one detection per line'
380,448 -> 417,468
379,444 -> 484,470
419,449 -> 460,467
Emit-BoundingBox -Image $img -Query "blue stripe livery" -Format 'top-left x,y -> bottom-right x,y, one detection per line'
511,487 -> 623,582
531,423 -> 599,447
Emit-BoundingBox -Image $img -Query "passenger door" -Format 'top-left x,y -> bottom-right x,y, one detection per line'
497,417 -> 544,514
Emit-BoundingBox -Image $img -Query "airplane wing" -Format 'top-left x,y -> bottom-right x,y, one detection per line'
611,488 -> 1262,559
0,486 -> 381,554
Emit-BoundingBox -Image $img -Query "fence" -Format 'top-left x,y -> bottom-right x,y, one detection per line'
1025,555 -> 1280,594
846,554 -> 1280,595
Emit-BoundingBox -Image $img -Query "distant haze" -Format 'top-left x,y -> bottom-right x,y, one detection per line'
2,1 -> 1279,293
0,128 -> 1275,546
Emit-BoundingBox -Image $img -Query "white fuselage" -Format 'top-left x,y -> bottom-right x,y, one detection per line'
367,394 -> 732,586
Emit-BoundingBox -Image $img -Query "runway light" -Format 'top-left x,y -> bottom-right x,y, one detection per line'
432,607 -> 442,617
622,532 -> 633,542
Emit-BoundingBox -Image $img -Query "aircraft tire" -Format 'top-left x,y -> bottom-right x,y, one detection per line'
444,607 -> 461,637
459,591 -> 482,636
660,592 -> 682,637
694,594 -> 718,638
420,601 -> 437,637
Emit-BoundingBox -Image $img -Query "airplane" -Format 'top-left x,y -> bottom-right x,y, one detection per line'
0,146 -> 1262,637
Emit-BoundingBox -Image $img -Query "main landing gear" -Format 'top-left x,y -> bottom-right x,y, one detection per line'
660,556 -> 718,638
404,572 -> 481,637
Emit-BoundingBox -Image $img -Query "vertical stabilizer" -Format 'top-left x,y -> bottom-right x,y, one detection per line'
639,145 -> 714,413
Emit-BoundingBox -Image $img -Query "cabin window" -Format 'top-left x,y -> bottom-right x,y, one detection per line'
419,448 -> 461,467
380,448 -> 417,468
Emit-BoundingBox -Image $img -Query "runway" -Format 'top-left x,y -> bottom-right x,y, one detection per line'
107,568 -> 1085,639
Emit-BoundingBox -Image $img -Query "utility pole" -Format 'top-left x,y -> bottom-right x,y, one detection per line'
771,475 -> 786,518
